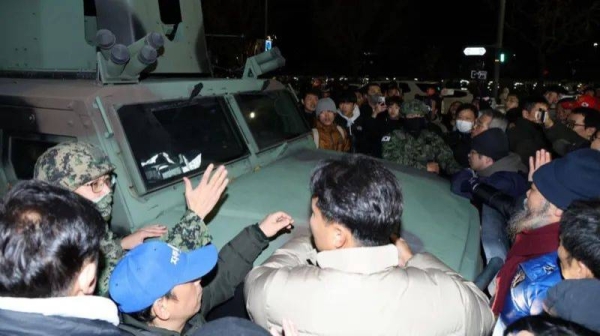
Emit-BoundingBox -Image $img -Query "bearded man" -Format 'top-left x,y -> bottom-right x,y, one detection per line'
491,148 -> 600,332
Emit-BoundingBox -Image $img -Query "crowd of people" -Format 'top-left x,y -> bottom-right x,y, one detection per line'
0,81 -> 600,335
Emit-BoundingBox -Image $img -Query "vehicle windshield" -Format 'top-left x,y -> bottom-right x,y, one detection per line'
118,97 -> 248,191
235,90 -> 310,150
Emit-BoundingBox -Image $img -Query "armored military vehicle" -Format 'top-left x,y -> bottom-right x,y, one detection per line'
0,0 -> 483,279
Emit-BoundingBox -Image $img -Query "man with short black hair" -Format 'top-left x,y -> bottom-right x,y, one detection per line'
543,87 -> 560,106
505,94 -> 520,110
544,107 -> 600,156
507,97 -> 551,165
0,181 -> 122,335
445,103 -> 477,168
299,89 -> 320,127
558,199 -> 600,280
541,199 -> 600,334
385,81 -> 402,98
245,155 -> 494,335
335,90 -> 364,153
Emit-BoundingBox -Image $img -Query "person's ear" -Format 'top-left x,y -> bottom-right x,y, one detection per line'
546,204 -> 564,223
73,261 -> 97,296
522,109 -> 528,119
585,127 -> 597,138
577,260 -> 595,279
553,207 -> 563,219
332,223 -> 348,249
152,298 -> 171,321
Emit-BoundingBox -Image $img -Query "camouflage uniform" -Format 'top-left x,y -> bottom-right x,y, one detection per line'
34,142 -> 211,296
382,100 -> 462,175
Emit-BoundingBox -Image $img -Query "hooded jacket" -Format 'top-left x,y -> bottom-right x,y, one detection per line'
335,105 -> 364,153
452,152 -> 528,200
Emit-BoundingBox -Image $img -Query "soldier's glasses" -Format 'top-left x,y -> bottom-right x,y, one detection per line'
85,174 -> 115,194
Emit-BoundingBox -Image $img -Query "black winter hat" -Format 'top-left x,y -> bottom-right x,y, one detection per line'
544,279 -> 600,333
471,128 -> 509,161
533,148 -> 600,210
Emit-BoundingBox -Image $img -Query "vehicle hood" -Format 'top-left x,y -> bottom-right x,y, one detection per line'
208,148 -> 480,279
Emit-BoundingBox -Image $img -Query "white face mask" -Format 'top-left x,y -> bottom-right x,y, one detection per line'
456,120 -> 473,133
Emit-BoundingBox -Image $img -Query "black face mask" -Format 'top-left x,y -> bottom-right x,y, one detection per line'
404,117 -> 426,136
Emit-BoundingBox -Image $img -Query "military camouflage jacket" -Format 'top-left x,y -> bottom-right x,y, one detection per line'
96,210 -> 211,296
382,129 -> 462,175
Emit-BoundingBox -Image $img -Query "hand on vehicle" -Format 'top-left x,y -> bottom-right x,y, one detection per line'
183,164 -> 229,219
270,318 -> 299,336
259,212 -> 294,238
426,162 -> 440,174
395,238 -> 414,267
528,150 -> 551,182
120,224 -> 168,250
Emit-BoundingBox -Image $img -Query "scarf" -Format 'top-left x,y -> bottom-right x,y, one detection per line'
491,222 -> 560,315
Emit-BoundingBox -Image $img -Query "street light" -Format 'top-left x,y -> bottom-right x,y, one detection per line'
463,47 -> 487,56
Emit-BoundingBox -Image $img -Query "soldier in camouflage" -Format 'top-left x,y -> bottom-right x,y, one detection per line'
382,100 -> 462,176
33,141 -> 228,295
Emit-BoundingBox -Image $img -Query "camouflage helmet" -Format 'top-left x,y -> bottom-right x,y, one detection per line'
401,100 -> 428,116
33,142 -> 115,191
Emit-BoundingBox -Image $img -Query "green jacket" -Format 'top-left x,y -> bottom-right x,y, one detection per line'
97,211 -> 213,296
382,129 -> 462,175
117,224 -> 269,336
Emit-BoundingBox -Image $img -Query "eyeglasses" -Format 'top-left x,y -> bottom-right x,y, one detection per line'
566,121 -> 586,129
84,175 -> 114,194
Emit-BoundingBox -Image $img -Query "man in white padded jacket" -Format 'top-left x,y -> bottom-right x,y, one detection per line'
244,155 -> 494,336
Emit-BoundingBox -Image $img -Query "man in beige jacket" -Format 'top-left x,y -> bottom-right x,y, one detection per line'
244,155 -> 494,336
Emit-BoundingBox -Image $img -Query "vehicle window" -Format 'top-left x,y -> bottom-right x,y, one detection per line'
7,133 -> 74,180
235,90 -> 310,150
117,97 -> 248,191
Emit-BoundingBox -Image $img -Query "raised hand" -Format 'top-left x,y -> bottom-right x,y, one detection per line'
528,149 -> 552,182
183,164 -> 229,219
120,224 -> 167,250
259,212 -> 294,238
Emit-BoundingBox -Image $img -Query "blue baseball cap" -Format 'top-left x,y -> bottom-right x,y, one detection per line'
109,241 -> 218,313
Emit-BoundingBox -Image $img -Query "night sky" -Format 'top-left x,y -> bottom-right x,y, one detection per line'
203,0 -> 600,80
